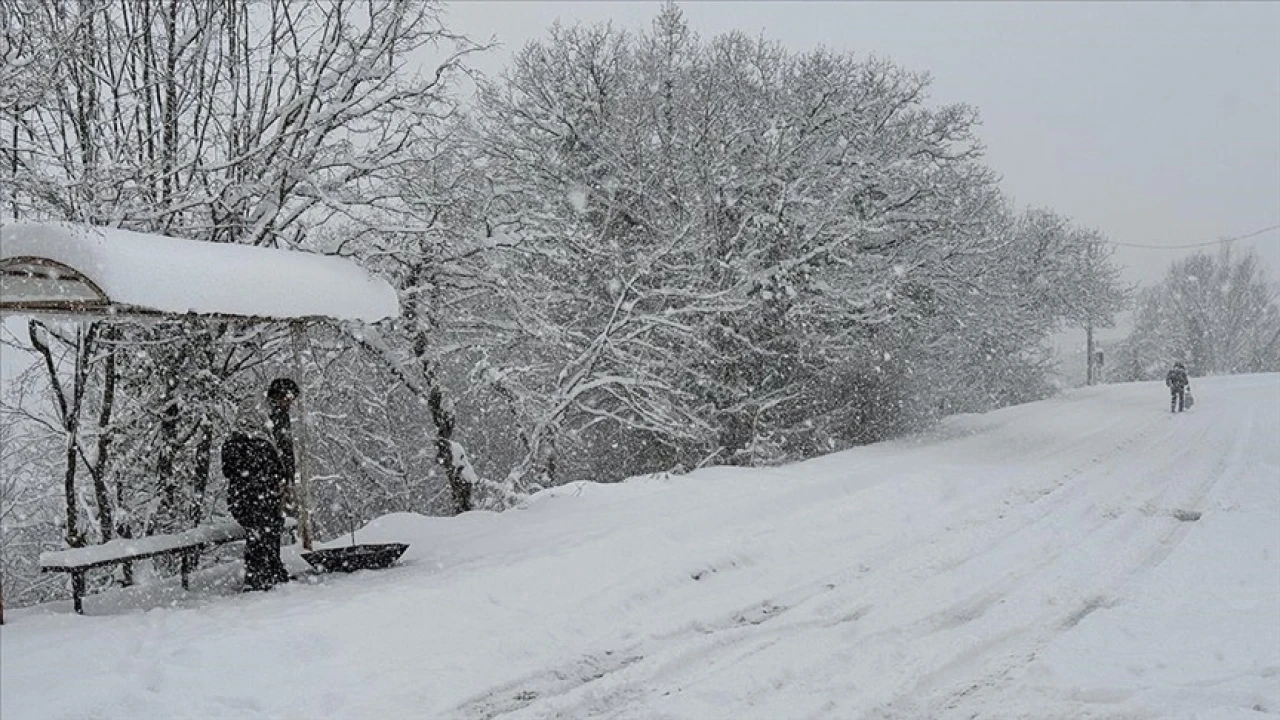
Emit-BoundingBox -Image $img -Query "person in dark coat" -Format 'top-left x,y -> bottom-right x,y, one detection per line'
1165,361 -> 1191,413
221,432 -> 290,591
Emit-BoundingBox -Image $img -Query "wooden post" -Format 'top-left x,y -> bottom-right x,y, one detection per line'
290,322 -> 314,550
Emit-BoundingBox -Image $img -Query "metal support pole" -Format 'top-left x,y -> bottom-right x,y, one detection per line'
290,321 -> 314,550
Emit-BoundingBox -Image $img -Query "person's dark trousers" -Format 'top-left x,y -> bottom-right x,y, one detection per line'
243,523 -> 288,591
264,517 -> 289,584
1171,388 -> 1185,413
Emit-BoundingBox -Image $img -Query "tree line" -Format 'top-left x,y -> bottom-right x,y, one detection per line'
1110,246 -> 1280,381
1,1 -> 1129,607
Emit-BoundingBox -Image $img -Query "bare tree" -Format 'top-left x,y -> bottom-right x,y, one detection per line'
1,0 -> 479,593
1114,247 -> 1280,378
469,5 -> 1071,483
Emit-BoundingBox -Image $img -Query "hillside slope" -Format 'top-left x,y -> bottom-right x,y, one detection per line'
3,375 -> 1277,720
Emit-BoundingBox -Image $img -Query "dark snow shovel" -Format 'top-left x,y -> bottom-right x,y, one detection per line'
300,491 -> 408,573
301,543 -> 408,573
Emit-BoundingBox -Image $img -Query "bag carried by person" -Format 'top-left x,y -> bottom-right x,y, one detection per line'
221,432 -> 284,527
1183,390 -> 1194,409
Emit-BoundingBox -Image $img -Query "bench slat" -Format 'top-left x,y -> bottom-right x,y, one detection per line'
40,519 -> 298,615
39,519 -> 297,571
39,522 -> 246,570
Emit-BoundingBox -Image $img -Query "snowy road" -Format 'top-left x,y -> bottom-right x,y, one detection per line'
3,375 -> 1278,719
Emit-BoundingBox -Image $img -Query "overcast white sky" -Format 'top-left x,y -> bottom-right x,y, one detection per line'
444,0 -> 1280,289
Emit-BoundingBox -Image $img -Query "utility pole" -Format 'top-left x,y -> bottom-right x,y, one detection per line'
1085,321 -> 1095,386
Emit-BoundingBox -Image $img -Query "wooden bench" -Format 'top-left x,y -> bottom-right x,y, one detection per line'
40,519 -> 297,614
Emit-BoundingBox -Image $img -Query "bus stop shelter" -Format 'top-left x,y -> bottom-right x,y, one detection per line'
0,220 -> 400,616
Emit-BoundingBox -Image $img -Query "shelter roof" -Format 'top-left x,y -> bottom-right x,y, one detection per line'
0,221 -> 398,323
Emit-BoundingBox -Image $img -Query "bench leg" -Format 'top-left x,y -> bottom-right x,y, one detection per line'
122,560 -> 134,587
71,571 -> 85,615
180,549 -> 195,590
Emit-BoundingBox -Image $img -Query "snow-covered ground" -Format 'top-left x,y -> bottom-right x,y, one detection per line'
3,375 -> 1277,720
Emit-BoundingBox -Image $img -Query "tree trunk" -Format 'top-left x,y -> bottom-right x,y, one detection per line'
153,372 -> 182,532
404,252 -> 473,514
417,341 -> 471,514
188,420 -> 214,526
29,321 -> 94,548
61,431 -> 82,548
91,328 -> 117,541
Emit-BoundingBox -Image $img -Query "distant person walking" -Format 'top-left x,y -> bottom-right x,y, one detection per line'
1165,361 -> 1191,413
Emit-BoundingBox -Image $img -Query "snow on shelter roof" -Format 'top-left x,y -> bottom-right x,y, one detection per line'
0,221 -> 399,323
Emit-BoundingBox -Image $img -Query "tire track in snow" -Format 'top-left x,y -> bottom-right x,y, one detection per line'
577,402 -> 1232,719
447,390 -> 1254,720
879,400 -> 1261,719
452,650 -> 646,720
448,403 -> 1177,719
783,411 -> 1169,635
448,578 -> 853,720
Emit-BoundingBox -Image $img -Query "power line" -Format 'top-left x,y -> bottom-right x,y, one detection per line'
1106,223 -> 1280,250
